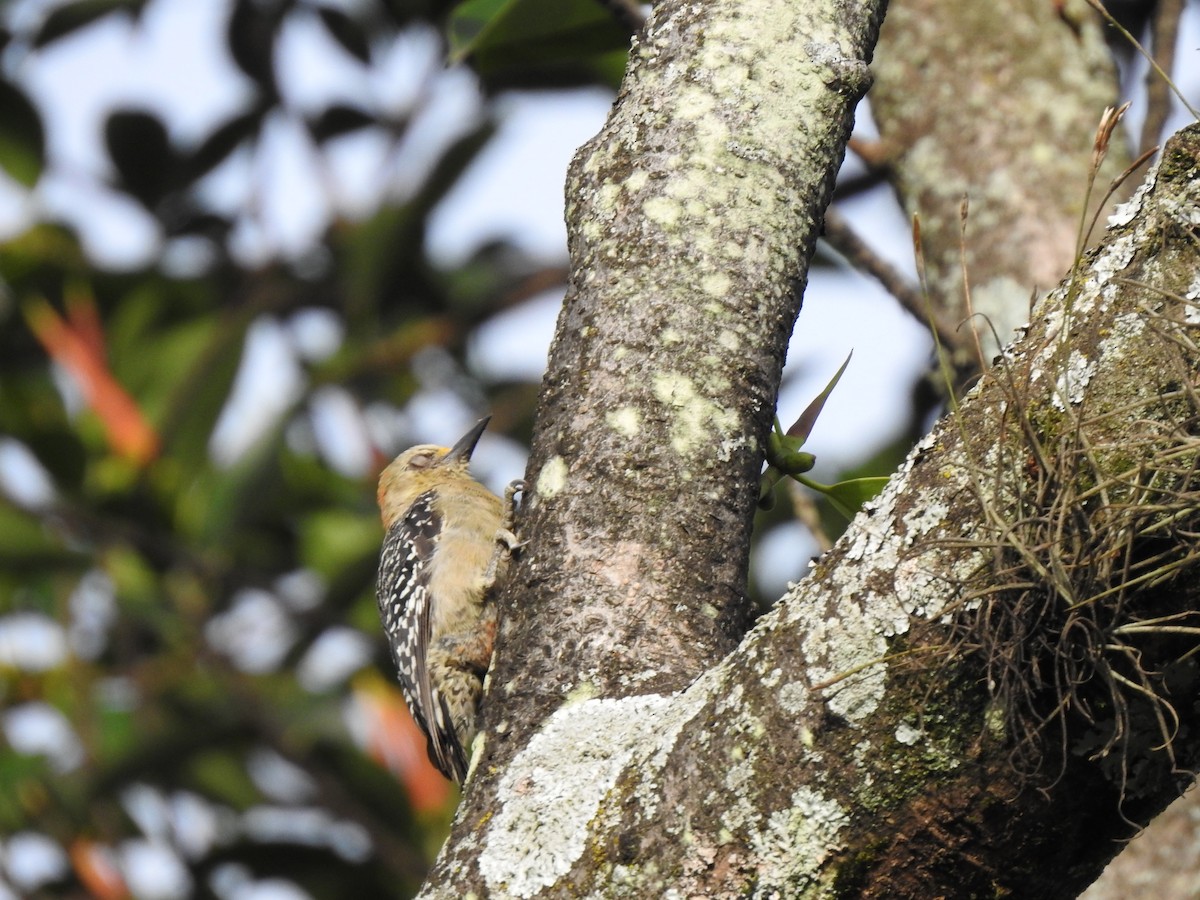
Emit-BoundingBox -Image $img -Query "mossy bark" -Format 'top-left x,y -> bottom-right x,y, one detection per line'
415,0 -> 1200,891
871,0 -> 1129,358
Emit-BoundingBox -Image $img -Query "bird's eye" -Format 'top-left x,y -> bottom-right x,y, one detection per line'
409,453 -> 434,469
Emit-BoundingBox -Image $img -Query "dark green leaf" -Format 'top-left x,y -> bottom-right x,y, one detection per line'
32,0 -> 141,47
0,80 -> 45,188
184,106 -> 265,182
343,122 -> 494,315
308,104 -> 377,143
300,510 -> 381,579
0,503 -> 64,566
447,0 -> 630,88
447,0 -> 506,53
228,0 -> 283,97
316,6 -> 372,63
104,109 -> 175,207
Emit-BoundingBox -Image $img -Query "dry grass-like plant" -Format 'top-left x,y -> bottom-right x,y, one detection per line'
948,290 -> 1200,806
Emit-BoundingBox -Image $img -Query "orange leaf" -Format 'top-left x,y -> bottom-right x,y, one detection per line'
353,671 -> 452,813
69,839 -> 130,900
25,294 -> 159,466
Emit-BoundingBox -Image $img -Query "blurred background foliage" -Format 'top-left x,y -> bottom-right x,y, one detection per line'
0,0 -> 639,896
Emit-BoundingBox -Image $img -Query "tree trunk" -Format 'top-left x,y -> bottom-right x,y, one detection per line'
871,0 -> 1129,357
417,0 -> 1200,893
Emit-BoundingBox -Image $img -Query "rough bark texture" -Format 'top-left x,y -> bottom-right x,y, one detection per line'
489,0 -> 881,769
411,0 -> 1200,893
872,7 -> 1200,894
421,124 -> 1199,899
871,0 -> 1129,356
419,0 -> 885,894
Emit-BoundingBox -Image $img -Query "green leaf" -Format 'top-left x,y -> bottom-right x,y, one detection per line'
104,109 -> 175,207
227,0 -> 281,96
447,0 -> 630,87
308,104 -> 377,143
184,105 -> 265,182
0,80 -> 45,187
802,475 -> 889,520
447,0 -> 501,52
316,6 -> 372,63
300,510 -> 381,580
764,352 -> 853,492
787,351 -> 852,443
32,0 -> 142,48
0,502 -> 75,570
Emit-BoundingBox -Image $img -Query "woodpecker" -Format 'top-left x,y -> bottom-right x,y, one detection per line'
376,416 -> 522,783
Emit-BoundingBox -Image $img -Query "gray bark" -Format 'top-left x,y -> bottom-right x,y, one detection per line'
871,0 -> 1129,357
416,0 -> 1200,894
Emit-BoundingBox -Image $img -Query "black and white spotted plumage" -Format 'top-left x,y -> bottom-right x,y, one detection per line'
377,491 -> 470,782
374,417 -> 520,784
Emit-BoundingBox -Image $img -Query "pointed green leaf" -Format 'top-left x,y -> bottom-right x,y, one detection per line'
787,351 -> 852,443
317,6 -> 372,63
104,109 -> 175,207
806,475 -> 889,519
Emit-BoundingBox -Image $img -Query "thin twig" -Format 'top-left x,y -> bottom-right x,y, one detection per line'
1139,0 -> 1185,158
822,206 -> 965,355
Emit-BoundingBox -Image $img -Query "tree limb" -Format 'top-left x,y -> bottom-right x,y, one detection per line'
441,121 -> 1198,899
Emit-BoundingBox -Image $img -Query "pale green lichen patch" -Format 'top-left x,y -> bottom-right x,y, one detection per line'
750,785 -> 849,894
1098,311 -> 1147,360
1107,170 -> 1155,228
595,182 -> 622,215
895,550 -> 957,621
652,372 -> 741,456
1051,349 -> 1094,410
664,176 -> 698,203
710,61 -> 751,97
1186,271 -> 1200,324
800,597 -> 891,722
537,455 -> 569,499
479,695 -> 678,898
776,475 -> 916,721
644,195 -> 682,227
894,722 -> 923,746
702,271 -> 732,298
606,406 -> 641,438
676,85 -> 710,121
901,499 -> 948,542
778,681 -> 809,716
480,688 -> 711,895
1090,233 -> 1137,290
564,681 -> 599,705
627,168 -> 649,192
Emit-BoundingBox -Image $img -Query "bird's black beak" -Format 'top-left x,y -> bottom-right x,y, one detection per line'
443,416 -> 490,464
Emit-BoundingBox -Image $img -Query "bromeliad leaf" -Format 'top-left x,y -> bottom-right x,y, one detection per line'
798,475 -> 889,520
788,351 -> 852,444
